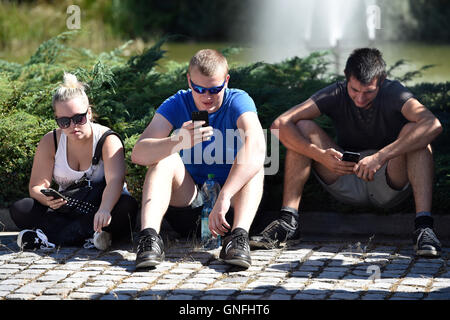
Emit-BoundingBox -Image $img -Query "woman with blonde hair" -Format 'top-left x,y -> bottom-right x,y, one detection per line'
10,73 -> 138,250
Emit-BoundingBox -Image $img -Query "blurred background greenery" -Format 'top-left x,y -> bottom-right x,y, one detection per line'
0,0 -> 449,82
0,0 -> 448,215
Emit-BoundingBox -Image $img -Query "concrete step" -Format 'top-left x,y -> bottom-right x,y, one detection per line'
299,211 -> 450,240
0,208 -> 18,232
2,208 -> 449,240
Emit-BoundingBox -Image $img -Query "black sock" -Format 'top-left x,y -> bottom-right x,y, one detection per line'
280,206 -> 299,225
415,216 -> 433,230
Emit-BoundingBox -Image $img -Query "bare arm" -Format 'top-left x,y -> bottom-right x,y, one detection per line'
355,98 -> 443,181
354,98 -> 442,181
221,112 -> 266,199
131,113 -> 213,166
271,98 -> 324,161
378,98 -> 443,162
93,134 -> 126,232
271,98 -> 353,175
29,131 -> 68,209
131,114 -> 178,166
209,111 -> 266,236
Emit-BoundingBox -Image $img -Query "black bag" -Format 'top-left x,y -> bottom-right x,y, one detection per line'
57,176 -> 106,216
52,129 -> 124,216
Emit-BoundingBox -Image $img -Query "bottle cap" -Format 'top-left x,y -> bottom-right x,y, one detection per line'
208,173 -> 215,179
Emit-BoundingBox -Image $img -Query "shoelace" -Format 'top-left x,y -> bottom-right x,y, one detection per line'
231,233 -> 249,251
138,235 -> 161,254
263,220 -> 291,240
417,227 -> 441,247
83,232 -> 98,249
35,229 -> 56,250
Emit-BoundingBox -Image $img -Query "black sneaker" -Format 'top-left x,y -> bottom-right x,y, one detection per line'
413,227 -> 441,257
250,211 -> 299,249
17,229 -> 55,250
135,229 -> 165,269
219,228 -> 251,269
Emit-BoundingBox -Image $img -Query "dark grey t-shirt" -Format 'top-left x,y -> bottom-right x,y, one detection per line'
311,79 -> 414,152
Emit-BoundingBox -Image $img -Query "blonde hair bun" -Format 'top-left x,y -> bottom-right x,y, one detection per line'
52,72 -> 89,108
62,72 -> 83,89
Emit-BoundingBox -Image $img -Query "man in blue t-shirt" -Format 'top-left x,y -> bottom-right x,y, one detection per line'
132,49 -> 266,269
251,48 -> 443,258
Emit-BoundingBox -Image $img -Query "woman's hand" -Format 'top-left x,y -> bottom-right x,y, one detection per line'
93,209 -> 112,233
43,196 -> 67,210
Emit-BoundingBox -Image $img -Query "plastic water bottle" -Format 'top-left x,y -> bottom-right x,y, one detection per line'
201,173 -> 221,249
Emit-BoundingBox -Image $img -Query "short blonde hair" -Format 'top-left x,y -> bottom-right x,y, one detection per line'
188,49 -> 228,77
52,72 -> 89,109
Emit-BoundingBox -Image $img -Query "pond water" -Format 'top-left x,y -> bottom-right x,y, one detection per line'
2,39 -> 448,85
161,41 -> 450,84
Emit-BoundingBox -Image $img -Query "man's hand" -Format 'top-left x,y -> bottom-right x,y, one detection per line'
354,153 -> 384,181
208,193 -> 232,237
320,148 -> 355,176
173,120 -> 214,150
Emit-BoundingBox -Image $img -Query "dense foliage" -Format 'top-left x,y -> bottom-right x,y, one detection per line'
1,33 -> 449,215
408,0 -> 450,42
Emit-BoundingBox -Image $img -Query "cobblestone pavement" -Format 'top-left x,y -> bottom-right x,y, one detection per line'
0,232 -> 449,301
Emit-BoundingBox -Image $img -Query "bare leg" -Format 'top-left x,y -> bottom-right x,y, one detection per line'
282,120 -> 341,209
140,153 -> 197,233
407,145 -> 434,213
386,123 -> 434,213
230,168 -> 264,232
387,124 -> 441,257
282,149 -> 311,210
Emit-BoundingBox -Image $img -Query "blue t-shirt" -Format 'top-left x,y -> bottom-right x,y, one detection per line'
156,88 -> 257,185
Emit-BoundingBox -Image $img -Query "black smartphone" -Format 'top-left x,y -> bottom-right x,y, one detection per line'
40,188 -> 68,201
342,151 -> 360,163
191,111 -> 209,127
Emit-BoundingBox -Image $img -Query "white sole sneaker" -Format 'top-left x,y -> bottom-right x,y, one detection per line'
17,229 -> 55,250
220,258 -> 251,269
135,257 -> 164,269
414,245 -> 441,257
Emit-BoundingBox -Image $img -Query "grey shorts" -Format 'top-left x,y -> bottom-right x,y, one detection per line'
313,150 -> 412,209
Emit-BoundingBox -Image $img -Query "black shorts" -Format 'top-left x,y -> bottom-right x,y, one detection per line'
163,186 -> 234,239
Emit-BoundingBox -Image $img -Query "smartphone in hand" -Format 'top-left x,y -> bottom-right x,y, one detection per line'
40,188 -> 68,201
191,111 -> 209,127
342,151 -> 361,163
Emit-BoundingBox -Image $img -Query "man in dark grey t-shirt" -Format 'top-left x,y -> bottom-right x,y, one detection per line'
251,48 -> 443,257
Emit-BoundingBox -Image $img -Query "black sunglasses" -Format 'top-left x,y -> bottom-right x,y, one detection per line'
55,110 -> 88,129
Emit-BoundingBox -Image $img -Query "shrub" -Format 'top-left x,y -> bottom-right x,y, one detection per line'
0,110 -> 55,205
0,33 -> 448,215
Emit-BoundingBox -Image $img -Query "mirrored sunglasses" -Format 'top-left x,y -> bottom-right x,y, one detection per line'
190,79 -> 226,94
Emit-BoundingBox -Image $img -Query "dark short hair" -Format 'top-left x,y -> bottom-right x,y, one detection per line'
344,48 -> 387,86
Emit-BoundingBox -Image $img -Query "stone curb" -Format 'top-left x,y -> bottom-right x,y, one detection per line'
2,208 -> 449,240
